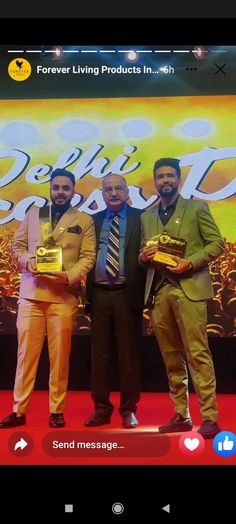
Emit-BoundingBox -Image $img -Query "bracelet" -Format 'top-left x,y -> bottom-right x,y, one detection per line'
65,273 -> 70,285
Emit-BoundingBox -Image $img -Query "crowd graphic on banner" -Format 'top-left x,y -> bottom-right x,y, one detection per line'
0,228 -> 235,336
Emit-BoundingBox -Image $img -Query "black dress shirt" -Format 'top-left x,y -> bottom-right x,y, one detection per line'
158,195 -> 179,226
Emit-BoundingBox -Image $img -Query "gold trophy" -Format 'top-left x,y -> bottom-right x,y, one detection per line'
146,232 -> 186,268
36,221 -> 62,273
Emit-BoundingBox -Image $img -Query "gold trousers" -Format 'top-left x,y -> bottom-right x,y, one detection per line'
152,283 -> 218,422
13,298 -> 77,415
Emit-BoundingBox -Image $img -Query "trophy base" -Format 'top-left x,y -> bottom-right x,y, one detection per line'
153,251 -> 178,268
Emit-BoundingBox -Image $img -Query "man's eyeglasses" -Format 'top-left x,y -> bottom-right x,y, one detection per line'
103,186 -> 127,193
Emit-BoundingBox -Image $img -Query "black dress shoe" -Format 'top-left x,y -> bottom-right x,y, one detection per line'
158,414 -> 193,433
122,412 -> 139,428
0,412 -> 26,429
84,413 -> 111,427
49,413 -> 65,428
197,420 -> 221,439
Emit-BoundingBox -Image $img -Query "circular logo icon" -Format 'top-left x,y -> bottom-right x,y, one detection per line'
37,247 -> 47,256
8,58 -> 32,81
8,431 -> 34,457
160,234 -> 170,244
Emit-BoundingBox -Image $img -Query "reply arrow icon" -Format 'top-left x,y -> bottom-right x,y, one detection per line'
14,438 -> 28,451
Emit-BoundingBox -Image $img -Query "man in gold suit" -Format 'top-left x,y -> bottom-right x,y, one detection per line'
0,168 -> 96,428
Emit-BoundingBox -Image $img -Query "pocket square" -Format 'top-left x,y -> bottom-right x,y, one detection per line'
67,225 -> 82,234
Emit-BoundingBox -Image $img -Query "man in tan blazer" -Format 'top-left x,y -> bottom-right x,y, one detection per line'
0,168 -> 96,428
140,158 -> 225,439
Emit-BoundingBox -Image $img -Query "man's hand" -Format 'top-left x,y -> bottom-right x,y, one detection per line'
140,245 -> 158,263
167,256 -> 192,274
38,271 -> 69,285
26,258 -> 37,273
27,263 -> 69,284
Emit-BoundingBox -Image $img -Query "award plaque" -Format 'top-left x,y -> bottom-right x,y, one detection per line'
36,245 -> 62,273
146,233 -> 186,268
36,206 -> 63,272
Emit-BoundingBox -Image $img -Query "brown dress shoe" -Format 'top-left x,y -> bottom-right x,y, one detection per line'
84,413 -> 111,427
197,420 -> 221,439
0,412 -> 26,429
49,413 -> 65,428
122,412 -> 139,428
158,414 -> 193,433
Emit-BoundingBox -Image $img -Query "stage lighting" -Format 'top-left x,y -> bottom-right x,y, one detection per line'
193,46 -> 206,60
125,50 -> 139,63
52,45 -> 63,60
41,45 -> 64,60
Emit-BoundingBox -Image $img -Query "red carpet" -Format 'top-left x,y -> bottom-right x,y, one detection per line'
0,391 -> 235,465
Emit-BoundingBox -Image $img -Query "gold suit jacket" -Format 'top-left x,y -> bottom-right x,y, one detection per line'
12,205 -> 96,304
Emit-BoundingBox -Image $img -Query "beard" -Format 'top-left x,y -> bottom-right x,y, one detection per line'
51,197 -> 72,213
159,186 -> 178,198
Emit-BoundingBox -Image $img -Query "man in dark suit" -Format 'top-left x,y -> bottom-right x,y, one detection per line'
84,174 -> 145,428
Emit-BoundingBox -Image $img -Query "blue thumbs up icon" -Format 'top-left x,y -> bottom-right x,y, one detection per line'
213,431 -> 236,458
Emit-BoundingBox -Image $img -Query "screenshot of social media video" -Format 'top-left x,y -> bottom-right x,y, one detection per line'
0,42 -> 235,470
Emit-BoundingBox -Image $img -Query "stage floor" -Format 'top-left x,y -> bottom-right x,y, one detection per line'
0,391 -> 235,465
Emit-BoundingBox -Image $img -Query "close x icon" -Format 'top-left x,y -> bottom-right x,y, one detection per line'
214,63 -> 226,75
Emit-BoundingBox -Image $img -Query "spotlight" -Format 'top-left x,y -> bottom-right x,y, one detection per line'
125,50 -> 139,63
193,46 -> 206,60
52,45 -> 63,60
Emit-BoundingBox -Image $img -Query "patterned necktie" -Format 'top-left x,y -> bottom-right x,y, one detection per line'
106,214 -> 120,279
52,211 -> 61,230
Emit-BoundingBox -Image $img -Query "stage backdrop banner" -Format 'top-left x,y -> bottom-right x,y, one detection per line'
0,95 -> 235,335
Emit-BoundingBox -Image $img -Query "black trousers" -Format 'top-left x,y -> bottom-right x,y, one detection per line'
90,286 -> 143,416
